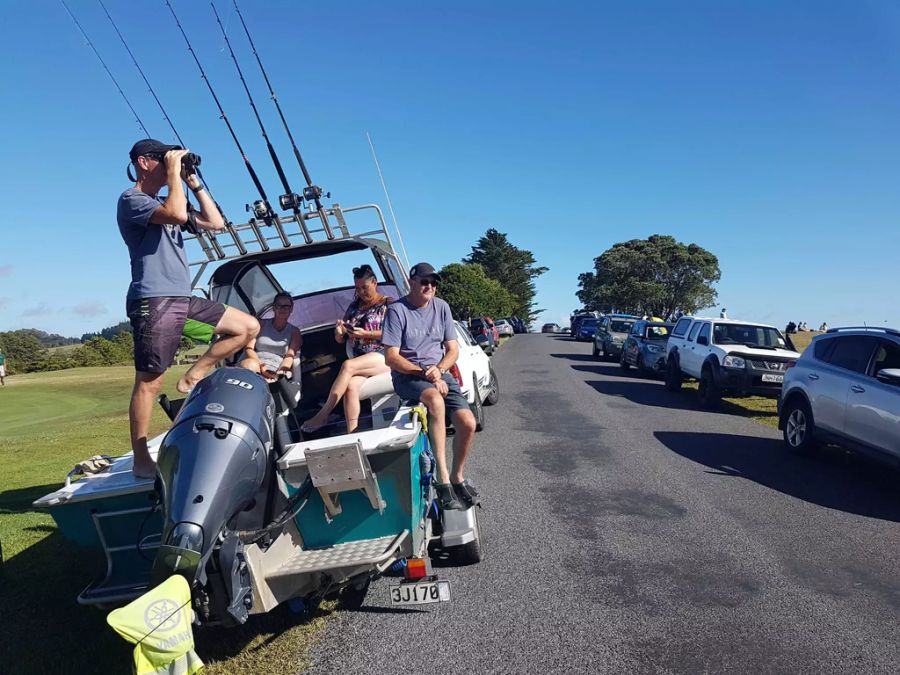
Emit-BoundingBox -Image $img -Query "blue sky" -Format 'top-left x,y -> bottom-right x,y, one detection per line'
1,0 -> 899,336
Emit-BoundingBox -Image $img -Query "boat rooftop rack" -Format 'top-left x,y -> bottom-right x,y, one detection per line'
186,202 -> 397,285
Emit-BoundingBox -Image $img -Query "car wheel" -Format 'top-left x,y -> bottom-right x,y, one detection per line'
664,359 -> 683,391
592,344 -> 599,358
636,355 -> 645,374
471,380 -> 485,431
783,398 -> 816,453
484,366 -> 500,406
698,368 -> 721,409
619,351 -> 630,370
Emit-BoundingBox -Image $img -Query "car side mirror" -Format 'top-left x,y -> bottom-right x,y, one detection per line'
876,368 -> 900,385
697,336 -> 709,346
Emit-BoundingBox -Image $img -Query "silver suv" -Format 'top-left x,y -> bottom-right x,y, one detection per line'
778,327 -> 900,463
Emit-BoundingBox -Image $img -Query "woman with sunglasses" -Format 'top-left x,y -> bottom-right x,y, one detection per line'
302,264 -> 391,433
240,291 -> 302,382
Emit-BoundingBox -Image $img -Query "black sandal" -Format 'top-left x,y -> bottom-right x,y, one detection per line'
436,483 -> 463,511
452,480 -> 479,506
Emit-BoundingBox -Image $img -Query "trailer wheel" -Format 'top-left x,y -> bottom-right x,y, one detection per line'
453,507 -> 483,565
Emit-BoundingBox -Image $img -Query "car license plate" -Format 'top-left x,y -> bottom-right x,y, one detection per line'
389,580 -> 451,605
762,374 -> 784,383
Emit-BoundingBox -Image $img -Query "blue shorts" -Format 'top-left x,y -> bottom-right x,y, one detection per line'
391,372 -> 470,414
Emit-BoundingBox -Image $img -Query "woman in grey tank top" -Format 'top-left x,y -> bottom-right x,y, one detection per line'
302,265 -> 391,433
241,292 -> 302,381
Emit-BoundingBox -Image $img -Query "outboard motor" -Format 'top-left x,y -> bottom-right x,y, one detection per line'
152,367 -> 274,625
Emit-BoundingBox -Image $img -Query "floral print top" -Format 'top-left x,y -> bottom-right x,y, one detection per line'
343,297 -> 390,357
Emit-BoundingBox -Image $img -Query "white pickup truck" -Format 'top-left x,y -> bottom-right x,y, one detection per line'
664,316 -> 801,407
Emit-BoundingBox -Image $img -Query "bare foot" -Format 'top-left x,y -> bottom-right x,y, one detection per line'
301,415 -> 326,433
176,375 -> 197,394
132,458 -> 157,480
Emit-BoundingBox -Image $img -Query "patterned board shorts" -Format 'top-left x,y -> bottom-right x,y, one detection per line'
126,296 -> 226,373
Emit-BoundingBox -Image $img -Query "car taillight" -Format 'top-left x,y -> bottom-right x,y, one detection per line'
448,364 -> 464,388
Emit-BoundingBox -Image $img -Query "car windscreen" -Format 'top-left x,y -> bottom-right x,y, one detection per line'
713,323 -> 787,349
644,325 -> 670,339
581,319 -> 598,327
610,320 -> 634,333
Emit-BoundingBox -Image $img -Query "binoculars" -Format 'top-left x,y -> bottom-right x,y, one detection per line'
146,151 -> 201,168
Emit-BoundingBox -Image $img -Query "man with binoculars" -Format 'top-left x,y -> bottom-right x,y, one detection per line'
118,139 -> 260,478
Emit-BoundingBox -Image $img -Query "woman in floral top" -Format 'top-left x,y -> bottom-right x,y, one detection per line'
302,265 -> 392,433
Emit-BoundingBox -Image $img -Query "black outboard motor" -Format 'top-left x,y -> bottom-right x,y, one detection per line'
153,367 -> 274,625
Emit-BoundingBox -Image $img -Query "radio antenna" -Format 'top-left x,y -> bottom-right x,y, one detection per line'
211,2 -> 311,243
165,0 -> 286,249
60,0 -> 149,136
367,132 -> 411,271
231,0 -> 333,238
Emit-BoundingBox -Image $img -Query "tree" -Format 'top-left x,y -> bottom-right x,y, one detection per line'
81,320 -> 132,343
0,331 -> 48,373
577,235 -> 720,319
464,229 -> 548,322
437,263 -> 517,321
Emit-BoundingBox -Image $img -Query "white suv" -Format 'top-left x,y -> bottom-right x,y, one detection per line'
453,321 -> 500,430
665,316 -> 800,408
778,327 -> 900,462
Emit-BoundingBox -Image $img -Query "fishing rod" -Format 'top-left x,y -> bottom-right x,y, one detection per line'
60,0 -> 150,137
164,0 -> 283,252
97,0 -> 242,259
231,0 -> 334,239
211,2 -> 310,244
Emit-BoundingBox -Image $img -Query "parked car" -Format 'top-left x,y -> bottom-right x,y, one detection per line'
483,316 -> 501,344
575,317 -> 600,342
665,316 -> 800,408
778,327 -> 900,463
469,317 -> 498,354
452,321 -> 501,431
571,312 -> 598,337
511,317 -> 527,333
495,319 -> 514,337
593,314 -> 639,360
542,322 -> 560,333
620,320 -> 674,376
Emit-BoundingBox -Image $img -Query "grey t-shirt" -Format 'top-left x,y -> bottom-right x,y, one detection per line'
117,188 -> 191,300
381,296 -> 456,368
255,319 -> 297,372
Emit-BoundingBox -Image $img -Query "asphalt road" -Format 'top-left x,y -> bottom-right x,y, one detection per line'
307,334 -> 900,674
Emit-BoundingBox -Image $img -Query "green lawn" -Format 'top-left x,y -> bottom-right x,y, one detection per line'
0,366 -> 335,674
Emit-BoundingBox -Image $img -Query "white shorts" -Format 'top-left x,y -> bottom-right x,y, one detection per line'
0,365 -> 6,377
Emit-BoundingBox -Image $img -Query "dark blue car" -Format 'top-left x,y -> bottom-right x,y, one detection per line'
576,317 -> 599,342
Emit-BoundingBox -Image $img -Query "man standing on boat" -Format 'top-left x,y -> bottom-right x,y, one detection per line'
382,263 -> 477,510
118,139 -> 260,478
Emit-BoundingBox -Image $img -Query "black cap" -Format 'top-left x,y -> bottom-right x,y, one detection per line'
129,138 -> 181,161
409,262 -> 441,281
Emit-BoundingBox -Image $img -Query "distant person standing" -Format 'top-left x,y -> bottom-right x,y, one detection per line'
119,139 -> 260,478
719,308 -> 728,319
819,322 -> 828,332
0,348 -> 6,385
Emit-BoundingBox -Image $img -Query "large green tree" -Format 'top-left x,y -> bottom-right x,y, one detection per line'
438,263 -> 516,321
577,235 -> 720,319
0,331 -> 48,373
463,229 -> 547,323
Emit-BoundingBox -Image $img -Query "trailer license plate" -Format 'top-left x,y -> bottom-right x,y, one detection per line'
389,580 -> 451,605
762,374 -> 784,383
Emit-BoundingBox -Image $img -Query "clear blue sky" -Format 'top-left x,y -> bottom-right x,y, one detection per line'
1,0 -> 899,336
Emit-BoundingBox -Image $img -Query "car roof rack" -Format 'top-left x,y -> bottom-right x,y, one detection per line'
825,326 -> 900,336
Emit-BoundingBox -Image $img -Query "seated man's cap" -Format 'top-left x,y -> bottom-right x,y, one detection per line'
409,262 -> 441,281
129,138 -> 181,161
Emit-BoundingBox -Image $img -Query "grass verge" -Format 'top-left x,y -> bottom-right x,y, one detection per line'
0,366 -> 334,674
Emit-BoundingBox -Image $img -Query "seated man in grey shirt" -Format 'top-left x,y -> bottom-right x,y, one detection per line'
382,263 -> 477,510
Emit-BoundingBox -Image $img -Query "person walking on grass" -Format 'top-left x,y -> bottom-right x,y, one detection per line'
119,139 -> 259,478
0,348 -> 6,385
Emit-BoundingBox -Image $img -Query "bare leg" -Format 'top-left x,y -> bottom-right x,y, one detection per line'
130,371 -> 164,478
303,352 -> 389,430
421,388 -> 449,484
449,408 -> 477,483
344,375 -> 368,433
177,308 -> 260,393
